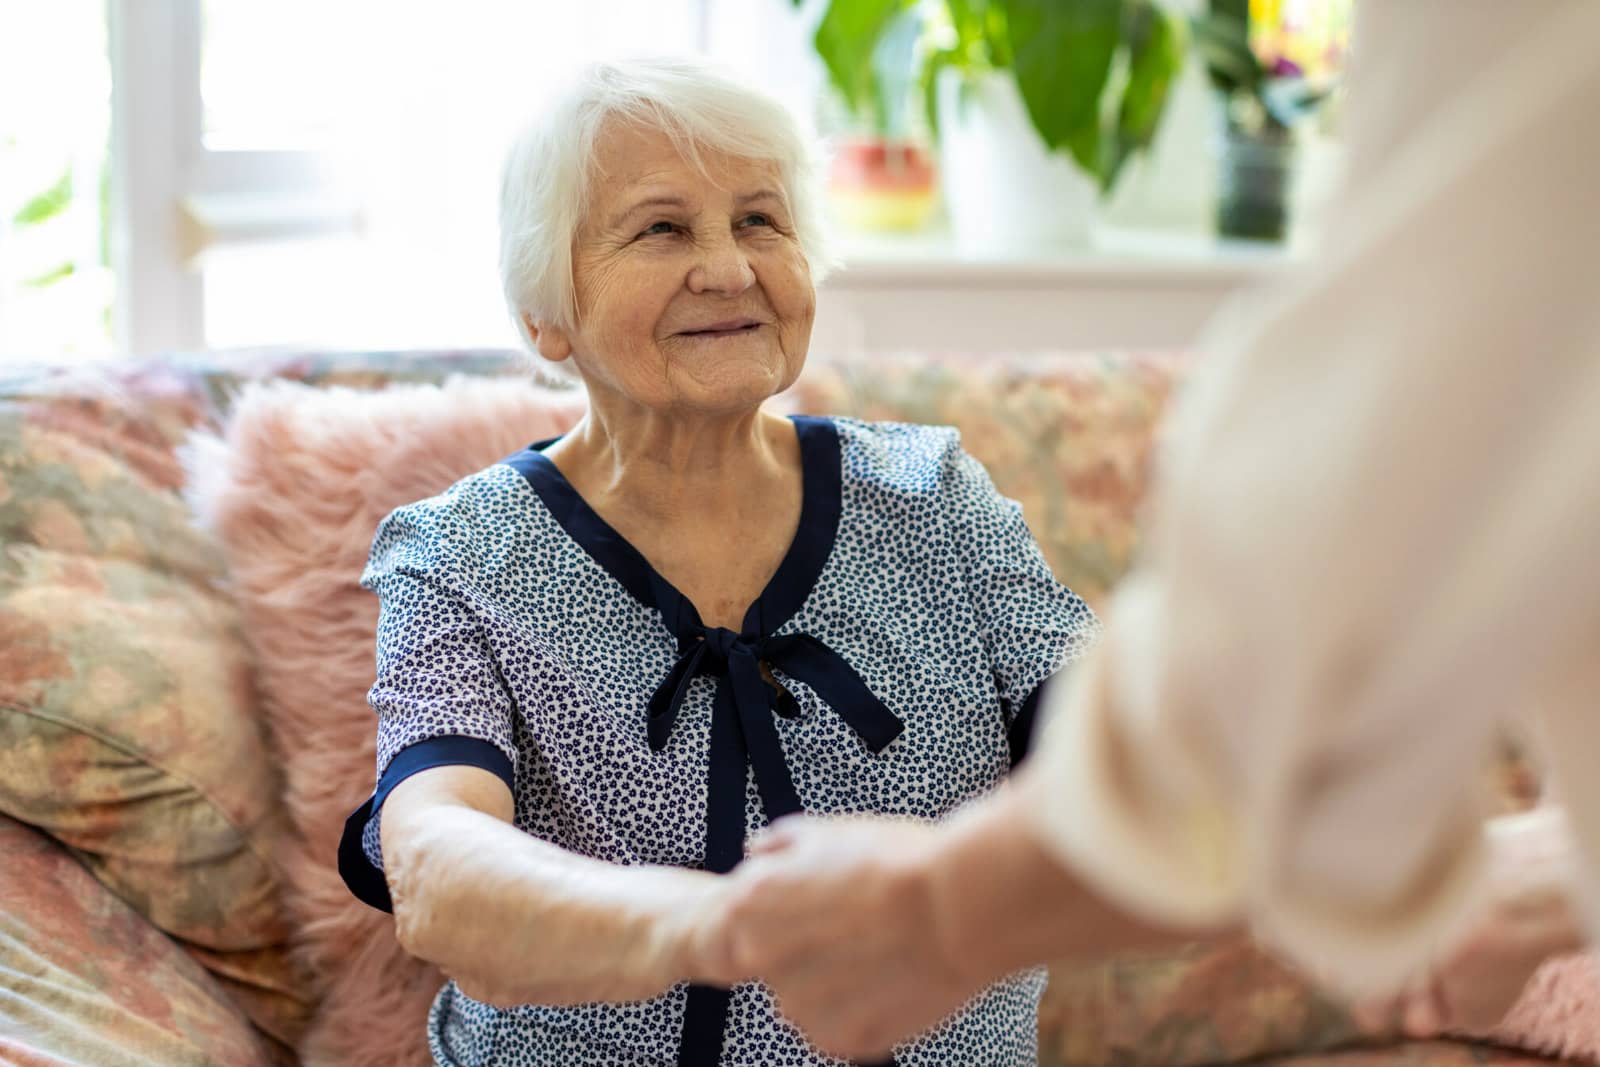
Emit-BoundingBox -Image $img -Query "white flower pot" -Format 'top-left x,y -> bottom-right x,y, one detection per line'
935,68 -> 1098,252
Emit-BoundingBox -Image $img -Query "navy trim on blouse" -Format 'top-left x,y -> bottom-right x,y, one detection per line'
1008,677 -> 1055,767
502,414 -> 843,637
337,736 -> 514,914
506,416 -> 897,1067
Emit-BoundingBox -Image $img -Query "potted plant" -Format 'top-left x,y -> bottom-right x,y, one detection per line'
803,0 -> 941,232
1193,0 -> 1345,241
804,0 -> 1189,249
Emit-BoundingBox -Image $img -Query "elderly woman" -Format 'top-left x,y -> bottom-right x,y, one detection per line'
337,57 -> 1098,1067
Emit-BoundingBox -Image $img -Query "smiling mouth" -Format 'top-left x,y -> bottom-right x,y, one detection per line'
678,321 -> 763,337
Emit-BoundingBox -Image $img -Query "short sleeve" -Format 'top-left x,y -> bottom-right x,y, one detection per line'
337,500 -> 518,913
941,441 -> 1102,764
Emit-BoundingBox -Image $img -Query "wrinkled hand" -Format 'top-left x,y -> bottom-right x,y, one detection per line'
695,815 -> 988,1061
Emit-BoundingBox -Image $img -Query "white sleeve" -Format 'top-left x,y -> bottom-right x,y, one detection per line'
1024,0 -> 1600,996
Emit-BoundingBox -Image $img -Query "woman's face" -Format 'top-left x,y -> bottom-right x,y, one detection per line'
533,120 -> 816,417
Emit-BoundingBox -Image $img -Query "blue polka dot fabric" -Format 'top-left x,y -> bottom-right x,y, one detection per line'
338,416 -> 1100,1067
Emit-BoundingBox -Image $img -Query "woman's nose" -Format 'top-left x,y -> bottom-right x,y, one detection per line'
687,232 -> 756,295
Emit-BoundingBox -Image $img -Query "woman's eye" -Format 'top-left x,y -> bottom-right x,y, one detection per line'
640,221 -> 677,237
741,213 -> 773,228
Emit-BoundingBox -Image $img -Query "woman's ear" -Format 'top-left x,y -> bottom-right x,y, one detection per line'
523,314 -> 574,365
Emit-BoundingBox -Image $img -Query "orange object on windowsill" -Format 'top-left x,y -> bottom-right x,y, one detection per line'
828,137 -> 938,233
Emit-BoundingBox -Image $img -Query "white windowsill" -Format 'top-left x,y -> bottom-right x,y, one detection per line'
811,224 -> 1309,354
827,224 -> 1303,289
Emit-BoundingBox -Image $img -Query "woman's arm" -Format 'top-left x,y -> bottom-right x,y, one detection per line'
380,764 -> 725,1006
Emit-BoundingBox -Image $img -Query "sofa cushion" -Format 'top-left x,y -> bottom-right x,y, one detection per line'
183,374 -> 586,1067
0,811 -> 291,1067
0,378 -> 287,947
0,371 -> 313,1050
786,351 -> 1183,610
1261,1042 -> 1562,1067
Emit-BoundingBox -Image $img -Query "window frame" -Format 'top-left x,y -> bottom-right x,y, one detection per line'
109,0 -> 379,355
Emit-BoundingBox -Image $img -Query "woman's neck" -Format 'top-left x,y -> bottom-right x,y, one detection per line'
544,399 -> 797,525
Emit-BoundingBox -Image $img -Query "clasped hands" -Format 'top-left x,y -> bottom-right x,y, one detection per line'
681,814 -> 987,1061
436,811 -> 983,1060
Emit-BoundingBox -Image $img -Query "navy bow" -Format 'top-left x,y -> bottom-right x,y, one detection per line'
651,625 -> 904,1067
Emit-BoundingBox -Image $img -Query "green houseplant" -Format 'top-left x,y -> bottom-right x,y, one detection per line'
800,0 -> 1188,244
918,0 -> 1188,195
802,0 -> 941,231
804,0 -> 1189,191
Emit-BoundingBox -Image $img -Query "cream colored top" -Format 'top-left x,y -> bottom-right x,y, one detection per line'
1024,0 -> 1600,996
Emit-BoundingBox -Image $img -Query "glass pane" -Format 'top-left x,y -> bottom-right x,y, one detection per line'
201,0 -> 354,150
0,0 -> 113,362
202,234 -> 512,350
198,0 -> 703,349
201,0 -> 703,152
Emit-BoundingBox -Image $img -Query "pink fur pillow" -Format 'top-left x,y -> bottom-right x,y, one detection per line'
1485,954 -> 1600,1063
182,375 -> 585,1067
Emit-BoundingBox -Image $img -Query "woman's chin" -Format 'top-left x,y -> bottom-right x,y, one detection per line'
663,340 -> 803,411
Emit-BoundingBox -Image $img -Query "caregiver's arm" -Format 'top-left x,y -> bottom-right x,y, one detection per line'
380,764 -> 723,1006
1022,0 -> 1600,997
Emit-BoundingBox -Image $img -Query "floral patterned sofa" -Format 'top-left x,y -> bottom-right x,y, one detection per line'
0,347 -> 1557,1067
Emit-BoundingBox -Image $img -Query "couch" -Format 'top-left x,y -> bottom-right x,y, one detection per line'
0,346 -> 1571,1067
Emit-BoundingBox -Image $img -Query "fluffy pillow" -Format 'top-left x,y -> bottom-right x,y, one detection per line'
1489,955 -> 1600,1063
183,375 -> 585,1067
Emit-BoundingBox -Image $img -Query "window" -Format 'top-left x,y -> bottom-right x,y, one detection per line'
4,0 -> 827,361
128,0 -> 727,356
0,1 -> 114,361
6,0 -> 1346,362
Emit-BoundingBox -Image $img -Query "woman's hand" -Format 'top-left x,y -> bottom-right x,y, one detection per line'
694,814 -> 985,1060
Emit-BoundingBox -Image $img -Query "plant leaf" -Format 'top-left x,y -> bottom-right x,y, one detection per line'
813,0 -> 914,126
872,3 -> 925,137
1104,0 -> 1188,192
920,47 -> 964,142
22,261 -> 75,288
1262,74 -> 1328,127
13,168 -> 73,227
1209,0 -> 1248,24
1192,11 -> 1259,94
946,0 -> 985,47
1000,0 -> 1122,170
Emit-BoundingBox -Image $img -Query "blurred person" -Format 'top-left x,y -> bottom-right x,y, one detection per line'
698,0 -> 1600,1058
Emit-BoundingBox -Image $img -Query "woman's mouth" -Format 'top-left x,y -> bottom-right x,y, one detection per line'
678,319 -> 763,337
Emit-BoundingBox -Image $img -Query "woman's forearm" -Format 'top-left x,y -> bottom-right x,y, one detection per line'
381,766 -> 722,1005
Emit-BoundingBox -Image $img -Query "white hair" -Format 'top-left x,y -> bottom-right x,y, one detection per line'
498,56 -> 836,350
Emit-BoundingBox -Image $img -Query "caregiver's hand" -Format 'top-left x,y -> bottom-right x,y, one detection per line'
695,775 -> 1184,1061
696,813 -> 985,1060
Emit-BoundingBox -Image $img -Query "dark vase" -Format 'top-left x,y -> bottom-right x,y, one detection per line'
1216,125 -> 1297,242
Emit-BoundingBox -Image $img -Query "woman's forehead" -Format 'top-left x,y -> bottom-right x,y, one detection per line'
589,122 -> 782,206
